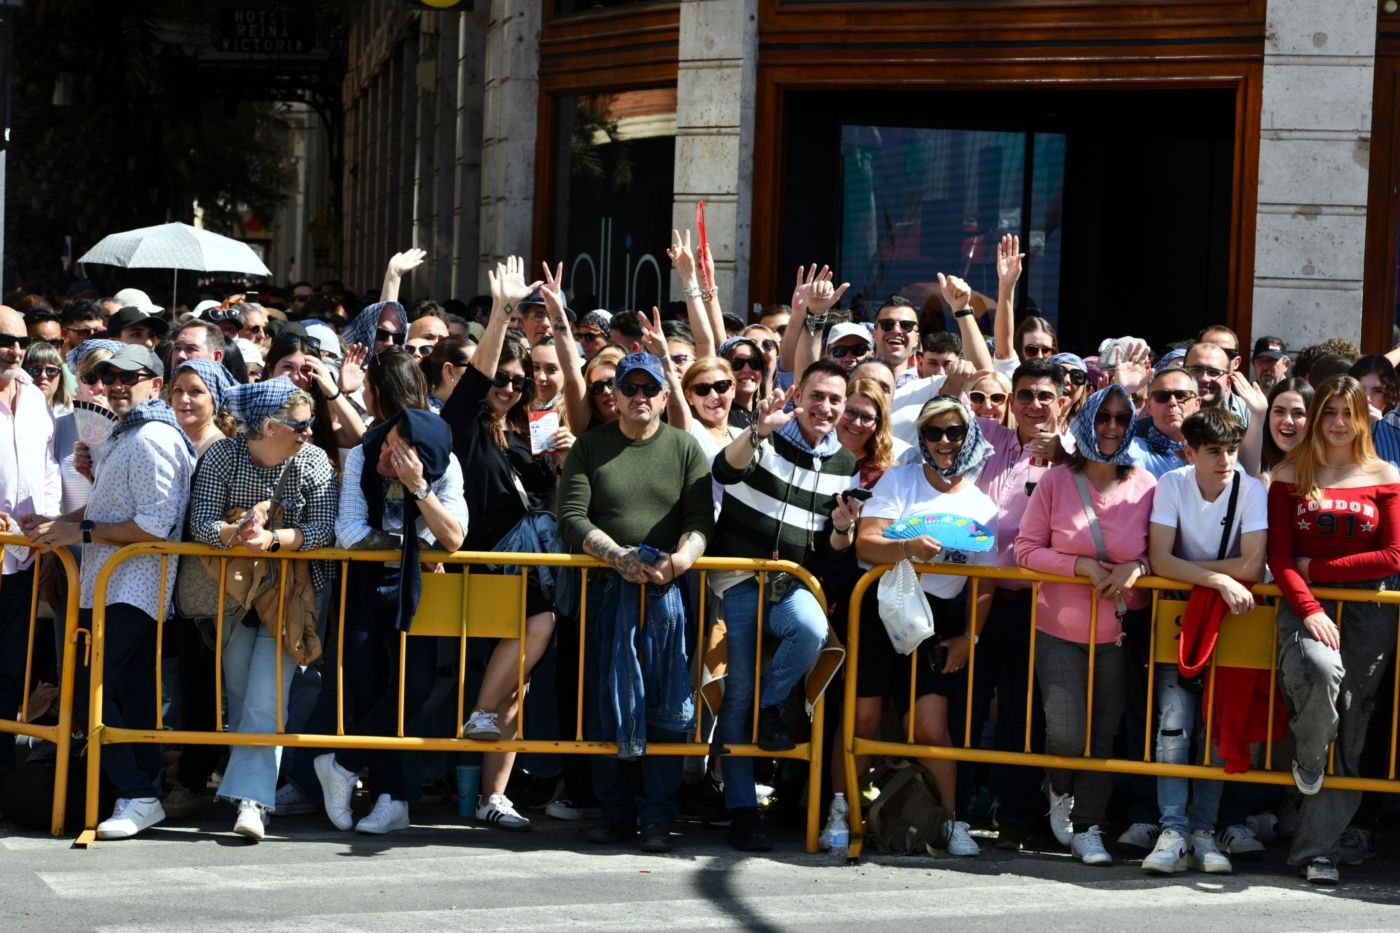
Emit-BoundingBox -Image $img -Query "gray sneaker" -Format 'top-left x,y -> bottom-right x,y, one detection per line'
1302,856 -> 1339,885
1291,759 -> 1323,796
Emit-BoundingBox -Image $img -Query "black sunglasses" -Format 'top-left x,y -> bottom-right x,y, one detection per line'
1150,389 -> 1197,404
690,379 -> 733,397
491,370 -> 528,392
375,327 -> 405,346
728,356 -> 764,372
1015,389 -> 1058,405
1064,370 -> 1088,386
589,378 -> 615,396
876,319 -> 917,333
617,381 -> 663,398
1095,411 -> 1134,428
0,334 -> 32,350
829,343 -> 870,361
1022,345 -> 1056,358
206,308 -> 242,324
98,370 -> 156,387
274,332 -> 322,354
920,424 -> 968,444
25,365 -> 60,379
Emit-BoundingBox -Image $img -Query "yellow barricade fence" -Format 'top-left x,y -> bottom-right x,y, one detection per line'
76,542 -> 831,850
842,563 -> 1400,860
0,535 -> 83,836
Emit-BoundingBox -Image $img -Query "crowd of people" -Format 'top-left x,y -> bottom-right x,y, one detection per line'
1,231 -> 1399,887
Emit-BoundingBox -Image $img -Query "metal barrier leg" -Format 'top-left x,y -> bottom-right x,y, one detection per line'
76,603 -> 107,848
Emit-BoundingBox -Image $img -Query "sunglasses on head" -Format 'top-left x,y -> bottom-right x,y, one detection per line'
876,319 -> 917,333
1095,411 -> 1134,428
1015,388 -> 1058,405
690,379 -> 732,397
829,343 -> 870,361
969,390 -> 1007,405
920,424 -> 968,444
617,381 -> 663,398
375,327 -> 405,346
1064,369 -> 1088,386
0,334 -> 31,350
98,370 -> 155,387
589,378 -> 615,396
491,370 -> 528,392
1022,345 -> 1055,358
25,365 -> 60,379
279,415 -> 317,435
206,308 -> 242,324
274,332 -> 322,354
1150,389 -> 1197,404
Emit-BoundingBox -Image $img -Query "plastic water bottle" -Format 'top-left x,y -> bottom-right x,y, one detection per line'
827,792 -> 850,863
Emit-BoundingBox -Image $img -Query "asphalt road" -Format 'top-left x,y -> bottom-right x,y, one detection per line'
4,804 -> 1400,932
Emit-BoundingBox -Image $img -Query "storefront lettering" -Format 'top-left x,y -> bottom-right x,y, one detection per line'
568,217 -> 664,312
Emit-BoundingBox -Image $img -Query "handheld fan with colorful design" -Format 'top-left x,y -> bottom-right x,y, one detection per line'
882,513 -> 995,553
72,399 -> 119,447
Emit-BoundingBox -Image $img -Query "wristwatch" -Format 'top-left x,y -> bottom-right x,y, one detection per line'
269,531 -> 282,553
411,482 -> 432,501
80,519 -> 94,544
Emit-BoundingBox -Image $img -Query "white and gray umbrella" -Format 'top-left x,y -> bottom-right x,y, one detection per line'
77,221 -> 271,308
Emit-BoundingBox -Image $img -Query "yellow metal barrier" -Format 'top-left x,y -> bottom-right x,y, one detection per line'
0,535 -> 83,836
841,562 -> 1400,860
75,542 -> 831,850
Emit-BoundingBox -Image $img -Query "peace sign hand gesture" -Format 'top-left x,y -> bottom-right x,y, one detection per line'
641,306 -> 669,360
754,386 -> 800,439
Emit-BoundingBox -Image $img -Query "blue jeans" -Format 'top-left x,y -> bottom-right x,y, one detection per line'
218,620 -> 296,809
1154,664 -> 1222,835
585,572 -> 694,759
716,579 -> 826,810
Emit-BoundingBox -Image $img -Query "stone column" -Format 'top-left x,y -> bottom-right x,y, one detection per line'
1251,0 -> 1376,349
478,0 -> 540,293
672,0 -> 758,318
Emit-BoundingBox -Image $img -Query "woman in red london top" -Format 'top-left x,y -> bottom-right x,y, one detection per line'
1267,374 -> 1400,886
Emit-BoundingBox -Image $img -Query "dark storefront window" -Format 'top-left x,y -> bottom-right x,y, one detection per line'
553,0 -> 666,16
550,91 -> 676,312
838,126 -> 1065,331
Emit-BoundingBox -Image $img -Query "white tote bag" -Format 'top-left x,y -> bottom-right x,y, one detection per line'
877,559 -> 938,655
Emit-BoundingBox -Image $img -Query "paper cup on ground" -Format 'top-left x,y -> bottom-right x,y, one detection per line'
456,765 -> 482,816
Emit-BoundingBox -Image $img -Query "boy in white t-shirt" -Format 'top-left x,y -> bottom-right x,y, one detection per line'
1143,408 -> 1268,876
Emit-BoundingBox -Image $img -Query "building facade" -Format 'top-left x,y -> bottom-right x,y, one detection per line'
339,0 -> 1400,356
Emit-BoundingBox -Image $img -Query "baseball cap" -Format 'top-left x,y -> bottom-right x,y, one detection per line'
113,287 -> 163,315
615,352 -> 665,385
303,322 -> 341,359
105,306 -> 170,338
96,344 -> 163,375
826,322 -> 871,347
521,285 -> 575,323
1252,336 -> 1287,360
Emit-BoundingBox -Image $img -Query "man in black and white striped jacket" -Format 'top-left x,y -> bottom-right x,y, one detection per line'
708,359 -> 862,851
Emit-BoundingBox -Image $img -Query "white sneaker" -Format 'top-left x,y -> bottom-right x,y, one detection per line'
1245,811 -> 1279,845
1045,784 -> 1075,846
546,798 -> 599,821
356,794 -> 410,834
1116,821 -> 1160,852
460,710 -> 501,740
1141,828 -> 1187,874
1217,823 -> 1265,857
1071,825 -> 1112,866
313,753 -> 359,832
232,800 -> 267,842
95,797 -> 166,840
475,793 -> 532,832
1188,830 -> 1232,874
274,782 -> 318,816
942,819 -> 981,858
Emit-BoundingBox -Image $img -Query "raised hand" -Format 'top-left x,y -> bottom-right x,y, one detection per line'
1229,371 -> 1268,418
338,344 -> 369,395
753,385 -> 800,438
996,234 -> 1024,290
800,269 -> 850,316
488,256 -> 540,309
936,272 -> 973,311
540,261 -> 571,324
666,229 -> 698,284
387,248 -> 428,279
641,306 -> 669,359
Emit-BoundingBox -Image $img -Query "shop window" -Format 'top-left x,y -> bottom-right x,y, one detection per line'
550,90 -> 677,312
553,0 -> 665,17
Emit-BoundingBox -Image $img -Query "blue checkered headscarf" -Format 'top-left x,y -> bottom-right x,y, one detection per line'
66,339 -> 124,370
918,397 -> 994,479
222,376 -> 299,429
342,300 -> 406,351
1071,385 -> 1137,467
171,359 -> 236,413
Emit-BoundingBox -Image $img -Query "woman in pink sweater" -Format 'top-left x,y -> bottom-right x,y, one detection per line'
1015,384 -> 1156,866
